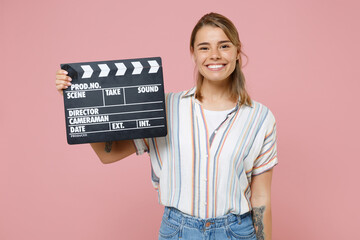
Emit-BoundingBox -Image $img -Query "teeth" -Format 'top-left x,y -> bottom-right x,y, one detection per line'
207,64 -> 224,69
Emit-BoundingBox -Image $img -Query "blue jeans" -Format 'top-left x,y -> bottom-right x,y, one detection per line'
159,207 -> 257,240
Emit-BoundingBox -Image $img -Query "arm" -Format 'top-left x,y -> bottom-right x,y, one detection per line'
250,169 -> 273,240
90,140 -> 136,164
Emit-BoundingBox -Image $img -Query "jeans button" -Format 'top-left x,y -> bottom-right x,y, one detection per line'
205,222 -> 212,227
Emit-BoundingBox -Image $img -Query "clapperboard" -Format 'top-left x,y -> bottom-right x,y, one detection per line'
61,57 -> 167,144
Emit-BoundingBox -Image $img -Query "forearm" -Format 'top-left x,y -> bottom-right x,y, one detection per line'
251,198 -> 272,240
90,140 -> 136,164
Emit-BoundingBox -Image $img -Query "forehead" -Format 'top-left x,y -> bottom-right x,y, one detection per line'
194,25 -> 230,43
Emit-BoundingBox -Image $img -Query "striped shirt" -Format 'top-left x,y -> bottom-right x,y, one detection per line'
133,87 -> 278,219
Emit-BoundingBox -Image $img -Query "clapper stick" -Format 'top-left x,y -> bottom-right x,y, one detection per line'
61,57 -> 167,145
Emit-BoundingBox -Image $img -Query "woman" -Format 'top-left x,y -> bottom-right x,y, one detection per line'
56,12 -> 277,240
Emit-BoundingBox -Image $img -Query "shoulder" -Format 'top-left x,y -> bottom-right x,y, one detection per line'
165,87 -> 195,102
249,100 -> 276,127
250,100 -> 275,117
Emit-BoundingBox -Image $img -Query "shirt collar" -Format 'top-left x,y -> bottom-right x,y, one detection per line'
182,87 -> 196,98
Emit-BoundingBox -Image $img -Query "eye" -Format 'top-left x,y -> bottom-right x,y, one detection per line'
220,44 -> 230,49
199,47 -> 209,51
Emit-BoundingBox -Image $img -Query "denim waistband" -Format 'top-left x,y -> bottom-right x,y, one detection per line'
163,207 -> 251,230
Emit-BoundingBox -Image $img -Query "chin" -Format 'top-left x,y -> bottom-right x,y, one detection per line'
200,69 -> 233,83
203,76 -> 231,83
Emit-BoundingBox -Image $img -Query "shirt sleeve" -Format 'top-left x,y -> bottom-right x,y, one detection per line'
133,138 -> 149,155
252,110 -> 278,175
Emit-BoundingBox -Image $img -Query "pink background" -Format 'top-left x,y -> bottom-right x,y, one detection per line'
1,0 -> 359,239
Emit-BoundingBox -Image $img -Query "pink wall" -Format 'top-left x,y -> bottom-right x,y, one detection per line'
1,0 -> 359,239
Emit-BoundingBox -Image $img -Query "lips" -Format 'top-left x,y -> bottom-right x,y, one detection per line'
206,64 -> 226,70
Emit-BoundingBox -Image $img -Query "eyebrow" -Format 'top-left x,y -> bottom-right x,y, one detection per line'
196,40 -> 232,47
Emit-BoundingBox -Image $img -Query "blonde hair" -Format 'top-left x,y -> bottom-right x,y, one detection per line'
190,12 -> 252,106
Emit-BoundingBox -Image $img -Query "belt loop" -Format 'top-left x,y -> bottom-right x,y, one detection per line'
224,215 -> 231,238
237,215 -> 242,224
179,217 -> 185,238
165,207 -> 171,220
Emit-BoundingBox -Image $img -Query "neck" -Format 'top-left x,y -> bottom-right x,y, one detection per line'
199,78 -> 237,110
201,77 -> 232,100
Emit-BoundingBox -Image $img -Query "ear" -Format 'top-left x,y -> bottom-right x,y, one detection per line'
236,47 -> 241,60
190,47 -> 196,63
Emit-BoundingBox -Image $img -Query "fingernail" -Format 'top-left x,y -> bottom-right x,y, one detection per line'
67,82 -> 72,86
63,71 -> 68,75
64,86 -> 68,89
68,77 -> 72,81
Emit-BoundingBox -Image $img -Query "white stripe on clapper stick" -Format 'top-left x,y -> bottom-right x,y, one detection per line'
81,65 -> 93,78
148,60 -> 160,73
98,64 -> 110,77
115,63 -> 127,76
131,61 -> 143,75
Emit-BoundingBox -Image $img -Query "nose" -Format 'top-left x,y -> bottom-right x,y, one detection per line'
210,48 -> 220,60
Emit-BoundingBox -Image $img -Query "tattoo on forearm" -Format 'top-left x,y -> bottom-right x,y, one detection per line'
105,141 -> 113,153
252,206 -> 266,240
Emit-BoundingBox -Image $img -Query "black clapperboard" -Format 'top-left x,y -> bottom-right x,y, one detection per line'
61,57 -> 167,144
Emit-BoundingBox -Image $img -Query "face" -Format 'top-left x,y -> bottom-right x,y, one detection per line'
192,25 -> 240,84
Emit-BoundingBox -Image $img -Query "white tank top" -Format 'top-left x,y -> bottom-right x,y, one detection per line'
203,107 -> 236,135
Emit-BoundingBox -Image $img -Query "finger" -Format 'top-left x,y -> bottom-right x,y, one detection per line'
56,80 -> 71,87
55,79 -> 71,86
56,75 -> 72,81
56,82 -> 71,91
56,83 -> 65,90
56,84 -> 69,91
56,69 -> 68,75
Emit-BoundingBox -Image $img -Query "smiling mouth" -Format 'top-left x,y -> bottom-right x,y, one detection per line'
206,64 -> 226,70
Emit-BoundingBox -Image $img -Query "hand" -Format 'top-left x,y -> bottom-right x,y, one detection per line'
55,69 -> 72,96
